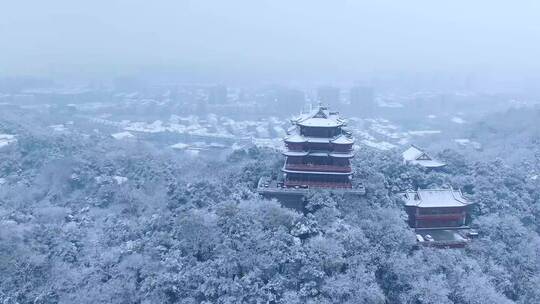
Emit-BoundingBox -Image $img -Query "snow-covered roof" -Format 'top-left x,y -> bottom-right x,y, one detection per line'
411,159 -> 446,168
329,152 -> 355,158
285,134 -> 354,145
306,137 -> 333,143
0,134 -> 16,148
113,176 -> 128,185
402,189 -> 472,208
451,117 -> 466,124
402,145 -> 446,168
402,146 -> 425,161
298,117 -> 342,127
308,152 -> 329,157
286,125 -> 297,134
282,167 -> 352,175
284,134 -> 307,143
294,105 -> 345,128
111,131 -> 135,140
285,151 -> 353,158
171,142 -> 190,150
282,151 -> 309,157
331,135 -> 354,145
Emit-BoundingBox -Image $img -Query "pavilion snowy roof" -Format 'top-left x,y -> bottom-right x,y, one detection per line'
402,146 -> 425,161
283,151 -> 355,158
284,134 -> 355,145
282,151 -> 309,157
402,145 -> 446,168
282,167 -> 352,175
402,189 -> 472,208
284,134 -> 307,143
293,105 -> 345,128
412,159 -> 446,168
331,135 -> 354,145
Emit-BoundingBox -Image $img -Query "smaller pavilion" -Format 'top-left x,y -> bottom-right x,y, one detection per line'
402,145 -> 446,169
401,188 -> 477,248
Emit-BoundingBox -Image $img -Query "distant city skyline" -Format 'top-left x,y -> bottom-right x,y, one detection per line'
1,0 -> 540,91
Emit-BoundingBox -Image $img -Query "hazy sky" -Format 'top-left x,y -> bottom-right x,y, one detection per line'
1,0 -> 540,83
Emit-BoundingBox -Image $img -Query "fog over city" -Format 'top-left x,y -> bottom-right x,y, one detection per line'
1,2 -> 540,304
2,0 -> 540,87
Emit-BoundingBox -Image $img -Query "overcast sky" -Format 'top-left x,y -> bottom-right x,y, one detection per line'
1,0 -> 540,83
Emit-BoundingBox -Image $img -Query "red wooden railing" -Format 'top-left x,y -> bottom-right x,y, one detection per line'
285,164 -> 352,173
284,180 -> 353,189
416,214 -> 465,221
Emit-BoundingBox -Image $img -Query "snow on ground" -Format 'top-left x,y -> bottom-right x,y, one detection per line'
378,100 -> 404,108
171,143 -> 190,150
451,117 -> 466,124
111,131 -> 135,140
168,123 -> 187,133
397,138 -> 409,145
454,138 -> 482,149
256,125 -> 270,138
454,138 -> 470,146
113,176 -> 128,185
185,149 -> 200,157
361,139 -> 397,150
367,119 -> 404,139
124,120 -> 163,133
125,120 -> 237,139
0,134 -> 16,148
95,175 -> 128,185
49,124 -> 67,132
209,142 -> 227,148
408,130 -> 442,136
351,118 -> 415,148
231,142 -> 245,151
531,175 -> 538,180
354,130 -> 375,141
89,117 -> 123,127
91,114 -> 290,145
273,126 -> 286,137
0,178 -> 6,185
252,138 -> 284,150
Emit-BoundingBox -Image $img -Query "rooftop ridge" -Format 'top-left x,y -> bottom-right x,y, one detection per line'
450,188 -> 469,205
410,143 -> 424,151
410,187 -> 471,207
416,188 -> 423,204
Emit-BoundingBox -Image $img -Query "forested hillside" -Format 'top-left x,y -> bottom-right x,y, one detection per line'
468,107 -> 540,166
1,110 -> 539,304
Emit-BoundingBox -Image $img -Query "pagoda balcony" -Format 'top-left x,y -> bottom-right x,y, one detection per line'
284,180 -> 352,189
285,143 -> 354,152
415,213 -> 465,221
414,228 -> 473,248
257,176 -> 366,195
284,163 -> 352,173
283,150 -> 355,158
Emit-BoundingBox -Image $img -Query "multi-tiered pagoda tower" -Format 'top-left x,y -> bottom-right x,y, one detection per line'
282,105 -> 354,188
258,105 -> 364,206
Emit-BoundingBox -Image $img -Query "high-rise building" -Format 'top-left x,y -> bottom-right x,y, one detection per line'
207,85 -> 228,104
317,86 -> 340,107
349,85 -> 375,114
275,88 -> 305,114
